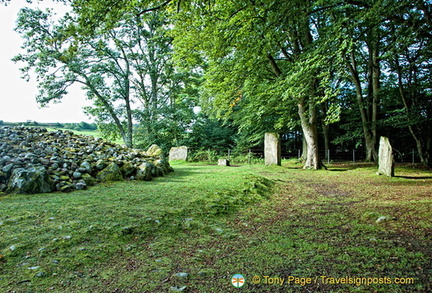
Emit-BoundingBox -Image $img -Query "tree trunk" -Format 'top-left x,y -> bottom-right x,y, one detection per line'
412,133 -> 429,166
300,136 -> 308,162
322,122 -> 330,161
368,35 -> 380,162
125,99 -> 133,148
346,50 -> 378,162
395,58 -> 430,166
364,135 -> 376,163
298,98 -> 321,169
81,76 -> 131,147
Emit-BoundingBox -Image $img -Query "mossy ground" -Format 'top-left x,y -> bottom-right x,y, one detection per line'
0,161 -> 431,292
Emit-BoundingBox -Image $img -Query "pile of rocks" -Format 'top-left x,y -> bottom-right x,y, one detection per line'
0,126 -> 173,194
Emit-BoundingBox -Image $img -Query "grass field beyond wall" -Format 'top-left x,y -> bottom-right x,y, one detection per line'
0,162 -> 431,292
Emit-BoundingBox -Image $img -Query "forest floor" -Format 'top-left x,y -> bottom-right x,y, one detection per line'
0,161 -> 431,292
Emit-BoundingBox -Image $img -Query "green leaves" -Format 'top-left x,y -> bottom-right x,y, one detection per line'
14,5 -> 199,149
14,0 -> 432,164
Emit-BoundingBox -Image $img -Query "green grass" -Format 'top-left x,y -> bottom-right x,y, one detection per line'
44,127 -> 124,145
46,128 -> 98,137
2,125 -> 116,143
0,162 -> 431,292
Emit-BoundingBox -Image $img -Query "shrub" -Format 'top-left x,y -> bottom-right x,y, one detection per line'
229,151 -> 264,164
188,149 -> 220,163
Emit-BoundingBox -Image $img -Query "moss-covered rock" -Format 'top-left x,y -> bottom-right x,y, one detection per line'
136,162 -> 154,181
146,144 -> 163,157
7,167 -> 54,194
97,163 -> 123,181
120,161 -> 136,178
81,173 -> 97,187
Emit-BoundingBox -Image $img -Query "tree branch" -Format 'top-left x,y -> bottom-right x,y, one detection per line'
267,54 -> 282,77
137,0 -> 173,16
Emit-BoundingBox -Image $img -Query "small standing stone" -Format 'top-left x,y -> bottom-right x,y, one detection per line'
218,159 -> 230,166
377,136 -> 395,177
169,146 -> 188,161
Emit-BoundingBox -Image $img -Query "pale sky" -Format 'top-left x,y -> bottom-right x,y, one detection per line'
0,0 -> 93,123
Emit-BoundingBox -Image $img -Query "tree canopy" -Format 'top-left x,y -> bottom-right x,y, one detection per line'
13,4 -> 198,148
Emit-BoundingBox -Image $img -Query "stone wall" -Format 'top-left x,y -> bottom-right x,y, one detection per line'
0,127 -> 173,194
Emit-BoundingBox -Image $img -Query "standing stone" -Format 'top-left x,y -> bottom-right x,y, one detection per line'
218,159 -> 230,166
378,136 -> 395,177
264,132 -> 281,166
169,146 -> 188,161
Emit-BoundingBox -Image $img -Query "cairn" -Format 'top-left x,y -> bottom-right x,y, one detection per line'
0,126 -> 173,194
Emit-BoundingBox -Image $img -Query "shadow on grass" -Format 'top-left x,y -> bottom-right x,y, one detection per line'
325,162 -> 376,171
159,167 -> 200,182
328,168 -> 349,172
395,175 -> 432,180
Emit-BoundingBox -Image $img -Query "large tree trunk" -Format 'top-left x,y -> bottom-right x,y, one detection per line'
412,133 -> 430,166
346,50 -> 378,162
320,102 -> 330,161
364,134 -> 376,163
395,58 -> 430,166
300,136 -> 308,162
298,98 -> 321,169
368,35 -> 380,162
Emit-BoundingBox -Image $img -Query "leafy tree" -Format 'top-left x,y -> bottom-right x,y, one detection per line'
134,94 -> 198,152
25,0 -> 432,167
171,0 -> 344,169
13,7 -> 135,146
326,0 -> 432,165
14,6 -> 197,149
383,0 -> 432,166
185,114 -> 237,153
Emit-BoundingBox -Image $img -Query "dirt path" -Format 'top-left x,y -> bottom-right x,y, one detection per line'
224,167 -> 432,292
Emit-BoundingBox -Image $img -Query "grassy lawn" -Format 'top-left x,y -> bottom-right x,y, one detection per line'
0,161 -> 431,292
43,127 -> 125,145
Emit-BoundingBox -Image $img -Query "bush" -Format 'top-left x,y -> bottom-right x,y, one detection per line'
188,149 -> 220,163
230,152 -> 264,164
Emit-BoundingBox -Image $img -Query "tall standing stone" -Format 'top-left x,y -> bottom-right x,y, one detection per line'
169,146 -> 188,161
378,136 -> 395,177
264,132 -> 281,166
